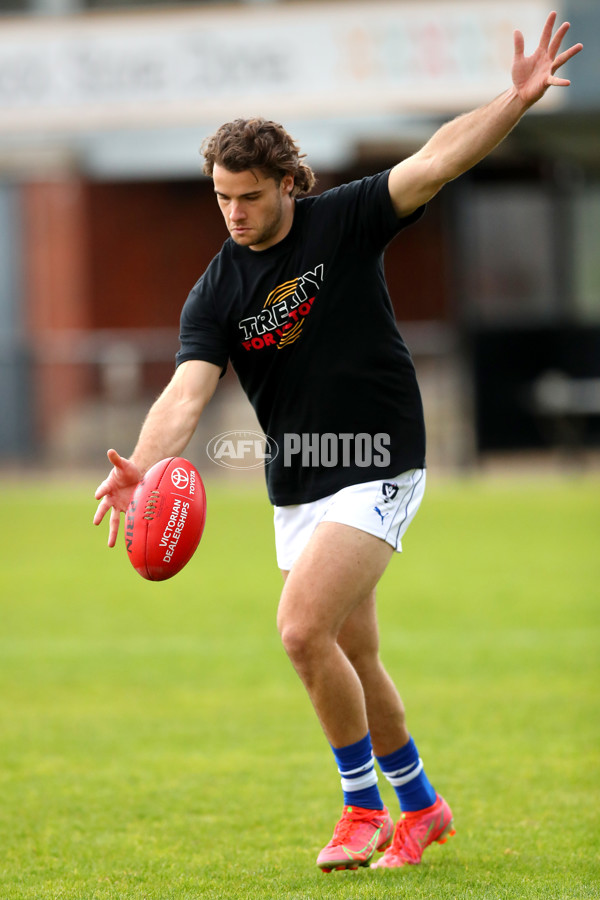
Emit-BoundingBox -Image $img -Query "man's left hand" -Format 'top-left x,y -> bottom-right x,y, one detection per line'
512,10 -> 583,107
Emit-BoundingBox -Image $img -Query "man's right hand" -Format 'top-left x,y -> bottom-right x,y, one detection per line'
94,449 -> 143,548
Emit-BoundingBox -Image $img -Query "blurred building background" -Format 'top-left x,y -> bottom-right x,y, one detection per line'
0,0 -> 599,472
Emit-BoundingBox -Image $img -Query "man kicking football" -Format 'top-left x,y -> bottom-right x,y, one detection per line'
94,12 -> 581,871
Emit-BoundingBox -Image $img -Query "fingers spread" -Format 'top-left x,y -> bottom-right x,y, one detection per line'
549,21 -> 570,58
552,43 -> 583,72
93,496 -> 110,526
95,479 -> 111,500
539,11 -> 557,51
513,29 -> 525,58
108,508 -> 121,548
107,448 -> 122,467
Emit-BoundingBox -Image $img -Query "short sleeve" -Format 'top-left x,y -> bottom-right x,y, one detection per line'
313,170 -> 425,252
175,273 -> 230,371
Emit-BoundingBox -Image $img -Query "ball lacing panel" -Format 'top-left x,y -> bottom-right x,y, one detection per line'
143,490 -> 160,520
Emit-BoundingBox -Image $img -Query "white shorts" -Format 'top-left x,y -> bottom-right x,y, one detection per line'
274,469 -> 426,571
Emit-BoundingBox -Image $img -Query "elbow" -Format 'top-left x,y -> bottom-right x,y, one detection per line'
419,151 -> 451,198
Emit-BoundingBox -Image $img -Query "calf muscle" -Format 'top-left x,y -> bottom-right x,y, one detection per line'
277,522 -> 397,748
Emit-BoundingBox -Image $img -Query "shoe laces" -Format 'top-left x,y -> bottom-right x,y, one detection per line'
389,811 -> 424,859
332,806 -> 381,844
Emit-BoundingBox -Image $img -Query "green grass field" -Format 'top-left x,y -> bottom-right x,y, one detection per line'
0,473 -> 598,900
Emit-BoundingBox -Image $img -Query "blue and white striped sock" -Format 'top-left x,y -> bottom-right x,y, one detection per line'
331,732 -> 384,810
376,736 -> 437,812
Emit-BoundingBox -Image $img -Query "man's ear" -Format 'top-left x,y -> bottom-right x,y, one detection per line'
281,174 -> 295,196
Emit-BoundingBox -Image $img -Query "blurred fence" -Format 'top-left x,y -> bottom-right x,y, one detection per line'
5,321 -> 600,473
0,322 -> 475,474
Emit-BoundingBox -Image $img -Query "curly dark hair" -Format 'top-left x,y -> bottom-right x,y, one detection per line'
201,117 -> 316,197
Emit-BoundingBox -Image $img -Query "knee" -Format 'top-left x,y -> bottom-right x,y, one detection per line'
278,619 -> 320,668
277,599 -> 330,672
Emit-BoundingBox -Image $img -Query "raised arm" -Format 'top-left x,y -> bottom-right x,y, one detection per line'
389,11 -> 583,217
93,359 -> 221,547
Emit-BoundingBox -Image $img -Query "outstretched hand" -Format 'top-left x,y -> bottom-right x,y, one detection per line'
512,11 -> 583,107
94,449 -> 143,548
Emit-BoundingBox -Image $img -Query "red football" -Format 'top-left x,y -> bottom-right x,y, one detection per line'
124,457 -> 206,581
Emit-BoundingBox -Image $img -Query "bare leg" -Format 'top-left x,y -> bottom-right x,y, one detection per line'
337,590 -> 410,757
277,521 -> 394,748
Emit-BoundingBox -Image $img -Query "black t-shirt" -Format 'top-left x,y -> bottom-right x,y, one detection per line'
177,169 -> 426,506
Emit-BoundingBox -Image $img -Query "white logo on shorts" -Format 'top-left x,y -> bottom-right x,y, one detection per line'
381,482 -> 399,502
